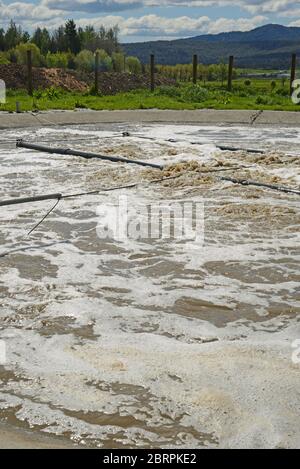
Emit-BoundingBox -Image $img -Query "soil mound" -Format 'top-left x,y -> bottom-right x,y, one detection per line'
0,64 -> 175,94
78,71 -> 175,95
0,64 -> 88,92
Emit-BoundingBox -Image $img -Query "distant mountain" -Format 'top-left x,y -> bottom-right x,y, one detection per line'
193,24 -> 300,43
123,24 -> 300,68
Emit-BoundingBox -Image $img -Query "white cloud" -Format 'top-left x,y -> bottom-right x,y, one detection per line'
281,6 -> 300,18
43,0 -> 143,13
6,0 -> 299,16
0,1 -> 269,39
242,0 -> 298,14
0,0 -> 294,40
0,1 -> 61,21
69,13 -> 266,38
47,0 -> 300,15
204,15 -> 267,34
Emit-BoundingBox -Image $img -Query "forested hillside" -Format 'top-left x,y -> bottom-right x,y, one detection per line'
124,24 -> 300,68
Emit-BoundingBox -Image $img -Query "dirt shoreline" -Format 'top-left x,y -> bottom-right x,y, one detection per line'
0,423 -> 79,449
0,109 -> 300,130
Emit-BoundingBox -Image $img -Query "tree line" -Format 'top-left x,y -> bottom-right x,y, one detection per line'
0,19 -> 120,54
156,64 -> 237,84
0,20 -> 144,73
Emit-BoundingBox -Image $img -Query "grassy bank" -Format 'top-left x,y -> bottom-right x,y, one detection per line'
1,79 -> 299,112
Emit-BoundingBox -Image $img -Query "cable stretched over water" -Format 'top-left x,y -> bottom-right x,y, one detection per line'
0,175 -> 182,235
0,175 -> 182,209
220,176 -> 300,196
121,132 -> 264,154
27,197 -> 61,236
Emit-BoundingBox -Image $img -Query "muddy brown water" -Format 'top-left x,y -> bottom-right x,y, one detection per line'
0,123 -> 299,448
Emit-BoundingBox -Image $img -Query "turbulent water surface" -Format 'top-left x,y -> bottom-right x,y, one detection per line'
0,123 -> 299,448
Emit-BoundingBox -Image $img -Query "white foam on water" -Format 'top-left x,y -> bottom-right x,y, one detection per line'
0,123 -> 299,448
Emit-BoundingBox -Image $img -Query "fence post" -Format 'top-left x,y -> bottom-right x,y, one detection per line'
150,54 -> 155,92
290,53 -> 297,96
95,51 -> 99,94
27,49 -> 33,96
192,55 -> 198,85
227,55 -> 234,92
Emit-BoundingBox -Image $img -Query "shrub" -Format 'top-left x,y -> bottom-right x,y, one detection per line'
67,52 -> 76,70
155,86 -> 181,98
46,52 -> 68,69
95,49 -> 113,72
126,56 -> 142,74
75,100 -> 88,108
244,80 -> 251,86
256,95 -> 270,105
87,84 -> 103,96
33,89 -> 43,99
74,49 -> 94,72
181,84 -> 209,103
112,52 -> 125,72
214,90 -> 232,104
14,43 -> 42,66
33,87 -> 62,100
0,52 -> 9,64
7,48 -> 17,63
44,87 -> 62,100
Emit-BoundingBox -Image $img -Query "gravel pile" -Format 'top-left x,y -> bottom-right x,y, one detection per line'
0,65 -> 175,94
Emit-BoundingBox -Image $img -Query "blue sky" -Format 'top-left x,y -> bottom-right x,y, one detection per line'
0,1 -> 299,42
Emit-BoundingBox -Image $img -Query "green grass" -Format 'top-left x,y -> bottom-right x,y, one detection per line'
1,79 -> 299,112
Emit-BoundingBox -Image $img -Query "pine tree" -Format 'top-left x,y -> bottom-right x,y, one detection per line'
65,20 -> 81,54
